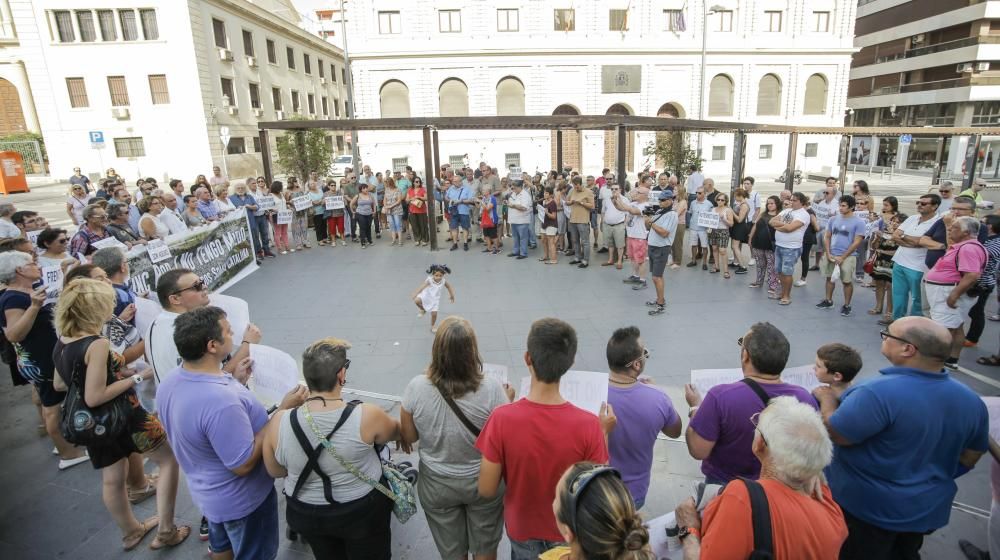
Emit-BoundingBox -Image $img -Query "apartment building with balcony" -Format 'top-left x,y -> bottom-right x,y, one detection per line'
3,0 -> 345,182
338,0 -> 856,178
846,0 -> 1000,176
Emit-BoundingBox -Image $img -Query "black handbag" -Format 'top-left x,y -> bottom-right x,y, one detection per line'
60,338 -> 131,446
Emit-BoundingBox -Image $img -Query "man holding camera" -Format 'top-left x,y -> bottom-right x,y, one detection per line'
644,191 -> 678,315
614,185 -> 653,289
445,175 -> 475,251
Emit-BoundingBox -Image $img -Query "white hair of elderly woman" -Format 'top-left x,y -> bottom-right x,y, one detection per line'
0,251 -> 34,284
755,396 -> 833,490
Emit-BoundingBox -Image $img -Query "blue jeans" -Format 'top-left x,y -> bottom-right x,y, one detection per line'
511,223 -> 529,256
892,264 -> 924,320
253,214 -> 270,253
509,537 -> 564,560
774,246 -> 802,276
207,487 -> 279,559
528,219 -> 538,247
387,213 -> 403,233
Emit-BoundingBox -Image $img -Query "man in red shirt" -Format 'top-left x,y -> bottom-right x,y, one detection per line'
477,318 -> 615,560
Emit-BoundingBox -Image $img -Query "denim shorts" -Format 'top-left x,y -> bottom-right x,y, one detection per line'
207,487 -> 279,559
449,213 -> 471,231
775,246 -> 802,276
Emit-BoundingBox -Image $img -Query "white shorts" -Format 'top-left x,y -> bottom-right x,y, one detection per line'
690,230 -> 709,246
925,282 -> 975,329
544,226 -> 557,236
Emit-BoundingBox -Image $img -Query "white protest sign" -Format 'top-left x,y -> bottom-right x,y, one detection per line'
255,196 -> 275,211
690,364 -> 822,397
134,296 -> 162,341
276,210 -> 293,225
519,370 -> 608,415
41,265 -> 63,306
146,239 -> 172,264
292,195 -> 312,212
696,211 -> 720,229
92,236 -> 128,250
984,396 -> 1000,443
209,294 -> 250,342
325,195 -> 345,210
483,363 -> 509,386
249,344 -> 301,406
646,512 -> 683,559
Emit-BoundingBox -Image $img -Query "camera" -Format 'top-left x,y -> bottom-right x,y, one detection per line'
642,205 -> 662,216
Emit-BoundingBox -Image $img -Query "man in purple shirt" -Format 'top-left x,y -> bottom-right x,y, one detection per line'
156,306 -> 306,559
684,322 -> 818,484
605,326 -> 682,508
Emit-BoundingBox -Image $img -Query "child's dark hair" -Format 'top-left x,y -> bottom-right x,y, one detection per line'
817,343 -> 863,383
427,264 -> 451,275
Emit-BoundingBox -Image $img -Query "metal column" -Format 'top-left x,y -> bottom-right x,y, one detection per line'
258,129 -> 273,185
615,126 -> 627,188
423,126 -> 438,251
931,136 -> 946,186
785,132 -> 798,192
432,129 -> 441,178
556,130 -> 564,173
963,134 -> 982,189
730,130 -> 746,200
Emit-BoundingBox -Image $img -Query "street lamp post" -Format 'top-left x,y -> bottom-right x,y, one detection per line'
339,0 -> 360,167
697,3 -> 726,155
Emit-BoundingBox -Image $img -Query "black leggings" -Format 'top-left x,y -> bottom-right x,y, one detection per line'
966,286 -> 994,343
312,214 -> 328,243
800,239 -> 815,279
357,214 -> 373,244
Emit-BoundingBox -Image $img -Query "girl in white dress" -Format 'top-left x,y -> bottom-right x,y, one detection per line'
411,264 -> 454,332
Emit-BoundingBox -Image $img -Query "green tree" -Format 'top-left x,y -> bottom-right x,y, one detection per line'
643,132 -> 702,180
274,116 -> 333,179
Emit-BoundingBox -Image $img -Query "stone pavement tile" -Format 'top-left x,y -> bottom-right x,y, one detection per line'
0,541 -> 53,560
0,482 -> 115,557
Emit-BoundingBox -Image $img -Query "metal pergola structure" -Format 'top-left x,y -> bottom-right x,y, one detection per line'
257,116 -> 1000,250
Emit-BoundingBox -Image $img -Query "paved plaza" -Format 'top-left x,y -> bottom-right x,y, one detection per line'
0,214 -> 997,558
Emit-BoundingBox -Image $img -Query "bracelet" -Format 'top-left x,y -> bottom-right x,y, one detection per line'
688,406 -> 699,418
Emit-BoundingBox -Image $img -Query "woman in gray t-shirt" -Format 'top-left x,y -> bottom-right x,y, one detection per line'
400,316 -> 513,560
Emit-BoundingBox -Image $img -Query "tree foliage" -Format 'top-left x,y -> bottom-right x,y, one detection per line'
643,132 -> 702,179
274,116 -> 333,179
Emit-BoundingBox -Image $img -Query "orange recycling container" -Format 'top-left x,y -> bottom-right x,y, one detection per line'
0,151 -> 29,194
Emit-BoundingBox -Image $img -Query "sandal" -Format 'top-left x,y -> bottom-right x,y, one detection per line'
778,299 -> 791,306
976,355 -> 1000,367
710,268 -> 719,274
127,476 -> 158,504
724,273 -> 731,279
867,308 -> 883,315
149,525 -> 192,550
749,283 -> 761,288
702,264 -> 708,271
616,263 -> 623,270
122,516 -> 159,551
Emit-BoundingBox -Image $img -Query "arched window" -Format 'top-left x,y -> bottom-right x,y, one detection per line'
756,74 -> 781,116
551,104 -> 582,170
803,74 -> 828,115
708,75 -> 734,117
379,80 -> 410,118
439,78 -> 469,117
605,104 -> 634,172
656,103 -> 682,118
496,77 -> 525,116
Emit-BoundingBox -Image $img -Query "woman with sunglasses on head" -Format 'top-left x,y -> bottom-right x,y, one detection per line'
542,462 -> 654,560
67,184 -> 91,227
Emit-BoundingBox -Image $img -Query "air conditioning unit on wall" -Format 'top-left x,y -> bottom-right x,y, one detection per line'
958,63 -> 973,73
219,48 -> 233,61
111,107 -> 130,120
976,62 -> 991,72
247,56 -> 257,67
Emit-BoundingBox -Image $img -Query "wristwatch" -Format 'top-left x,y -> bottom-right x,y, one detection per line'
677,526 -> 701,541
132,374 -> 144,385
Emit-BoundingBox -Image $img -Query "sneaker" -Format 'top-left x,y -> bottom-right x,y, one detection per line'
632,281 -> 648,290
816,300 -> 834,309
450,244 -> 458,251
623,275 -> 641,284
463,242 -> 469,251
263,250 -> 276,258
481,248 -> 491,253
340,240 -> 347,246
578,262 -> 589,268
280,250 -> 288,255
748,258 -> 756,266
734,266 -> 748,275
944,358 -> 959,370
808,265 -> 820,271
648,304 -> 666,316
569,259 -> 581,265
58,453 -> 90,470
597,247 -> 609,254
840,305 -> 852,317
200,517 -> 210,541
645,300 -> 661,307
794,279 -> 807,287
507,253 -> 518,257
516,255 -> 527,260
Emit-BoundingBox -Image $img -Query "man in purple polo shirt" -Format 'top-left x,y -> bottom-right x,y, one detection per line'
156,306 -> 306,559
683,322 -> 818,484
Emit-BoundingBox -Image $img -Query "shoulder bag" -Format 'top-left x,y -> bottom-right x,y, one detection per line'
740,378 -> 772,407
301,401 -> 418,523
60,336 -> 131,446
434,384 -> 481,437
741,478 -> 775,559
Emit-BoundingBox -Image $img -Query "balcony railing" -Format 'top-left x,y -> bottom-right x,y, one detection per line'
858,35 -> 1000,67
856,75 -> 1000,97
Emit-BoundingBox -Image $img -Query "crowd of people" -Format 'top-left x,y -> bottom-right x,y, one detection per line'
0,161 -> 996,560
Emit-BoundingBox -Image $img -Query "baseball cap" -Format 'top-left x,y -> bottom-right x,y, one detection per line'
658,189 -> 675,200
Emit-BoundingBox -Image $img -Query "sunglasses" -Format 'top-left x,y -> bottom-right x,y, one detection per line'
565,465 -> 621,533
172,279 -> 207,295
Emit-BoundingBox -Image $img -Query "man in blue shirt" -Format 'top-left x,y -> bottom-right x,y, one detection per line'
813,316 -> 988,560
445,175 -> 474,251
195,186 -> 219,221
817,195 -> 867,316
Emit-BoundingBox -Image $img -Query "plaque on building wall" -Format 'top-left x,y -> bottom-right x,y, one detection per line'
601,66 -> 641,94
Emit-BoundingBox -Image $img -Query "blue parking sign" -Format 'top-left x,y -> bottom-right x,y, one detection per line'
89,131 -> 104,144
899,134 -> 912,145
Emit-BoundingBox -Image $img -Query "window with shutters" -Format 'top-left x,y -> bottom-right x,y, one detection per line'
66,78 -> 89,108
334,98 -> 341,116
107,76 -> 129,106
664,10 -> 684,31
378,11 -> 401,34
708,74 -> 734,116
331,64 -> 337,82
120,10 -> 138,41
252,136 -> 262,153
272,87 -> 282,110
114,137 -> 145,158
756,74 -> 781,116
321,96 -> 328,116
505,153 -> 521,169
764,11 -> 782,32
53,11 -> 75,42
318,59 -> 325,78
140,9 -> 158,40
304,53 -> 311,74
221,78 -> 236,106
307,94 -> 316,114
77,11 -> 97,42
212,18 -> 227,49
148,75 -> 169,104
227,138 -> 246,155
813,11 -> 830,33
759,145 -> 772,159
286,47 -> 295,70
249,83 -> 261,109
439,10 -> 461,33
342,68 -> 346,83
609,9 -> 628,31
712,146 -> 726,160
804,143 -> 818,157
242,30 -> 254,57
497,9 -> 518,32
343,99 -> 349,116
392,157 -> 409,172
554,9 -> 575,31
439,78 -> 469,117
496,77 -> 525,116
715,10 -> 733,32
266,39 -> 276,63
803,74 -> 828,115
291,91 -> 300,113
97,10 -> 116,41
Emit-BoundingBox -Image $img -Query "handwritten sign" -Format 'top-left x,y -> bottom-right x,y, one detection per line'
209,294 -> 250,342
92,236 -> 127,250
292,196 -> 312,212
690,364 -> 822,398
255,196 -> 275,211
696,211 -> 720,230
646,512 -> 683,559
146,239 -> 172,264
483,363 -> 509,386
41,265 -> 63,306
325,195 -> 345,210
519,370 -> 608,415
276,210 -> 293,225
249,344 -> 301,406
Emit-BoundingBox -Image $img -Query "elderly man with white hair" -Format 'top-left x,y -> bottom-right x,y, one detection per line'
922,215 -> 988,367
0,202 -> 20,238
674,396 -> 847,559
158,191 -> 188,235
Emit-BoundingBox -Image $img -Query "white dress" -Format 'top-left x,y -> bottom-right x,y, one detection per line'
417,275 -> 446,312
139,213 -> 170,240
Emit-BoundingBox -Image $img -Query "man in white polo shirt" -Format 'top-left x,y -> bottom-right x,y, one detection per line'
889,193 -> 941,322
600,183 -> 628,269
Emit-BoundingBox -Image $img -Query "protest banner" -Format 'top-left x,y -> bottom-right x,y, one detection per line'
255,196 -> 275,211
483,363 -> 509,386
519,370 -> 608,415
690,364 -> 821,397
124,212 -> 258,296
325,195 -> 345,210
696,211 -> 720,229
248,344 -> 301,406
292,195 -> 312,212
276,210 -> 293,225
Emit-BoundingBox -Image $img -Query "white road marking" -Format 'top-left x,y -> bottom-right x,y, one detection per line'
954,365 -> 1000,390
